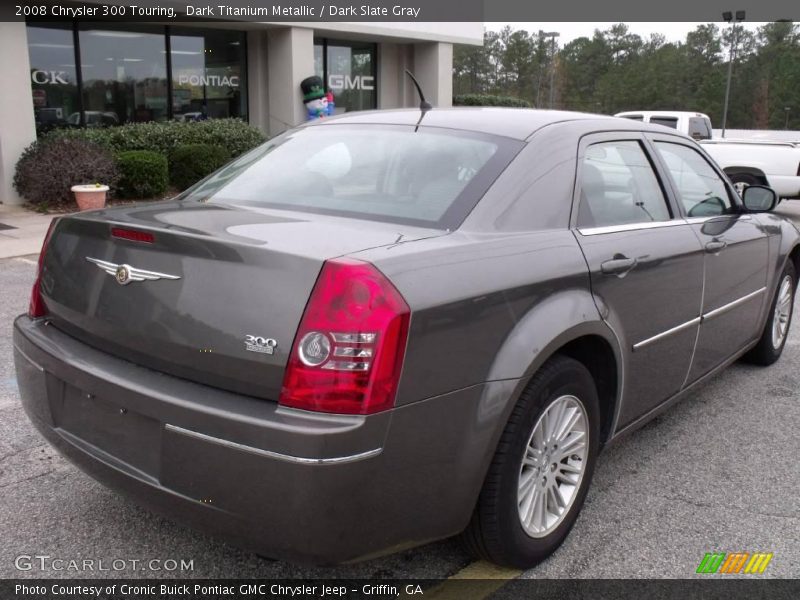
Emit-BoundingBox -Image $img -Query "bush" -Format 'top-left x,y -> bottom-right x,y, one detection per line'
44,118 -> 265,160
169,144 -> 231,191
116,150 -> 169,199
453,94 -> 533,108
13,138 -> 119,208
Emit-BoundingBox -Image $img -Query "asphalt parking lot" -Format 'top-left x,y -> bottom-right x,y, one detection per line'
1,205 -> 799,581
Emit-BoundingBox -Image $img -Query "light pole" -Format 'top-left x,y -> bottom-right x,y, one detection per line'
721,10 -> 745,138
542,31 -> 560,109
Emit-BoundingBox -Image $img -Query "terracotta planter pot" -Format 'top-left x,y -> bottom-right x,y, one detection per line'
71,184 -> 109,211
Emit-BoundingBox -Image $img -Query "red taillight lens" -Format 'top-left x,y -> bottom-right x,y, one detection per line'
279,258 -> 410,415
28,219 -> 57,318
111,227 -> 154,243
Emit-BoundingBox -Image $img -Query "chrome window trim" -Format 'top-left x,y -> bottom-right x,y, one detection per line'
684,214 -> 751,224
702,287 -> 766,321
164,424 -> 382,465
577,220 -> 685,236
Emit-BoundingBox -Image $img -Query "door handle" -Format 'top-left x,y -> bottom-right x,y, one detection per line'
705,240 -> 727,253
601,255 -> 638,276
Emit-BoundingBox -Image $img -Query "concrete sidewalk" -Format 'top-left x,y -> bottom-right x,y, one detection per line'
0,204 -> 54,259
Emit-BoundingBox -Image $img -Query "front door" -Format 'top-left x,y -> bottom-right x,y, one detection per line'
649,139 -> 770,382
573,134 -> 705,430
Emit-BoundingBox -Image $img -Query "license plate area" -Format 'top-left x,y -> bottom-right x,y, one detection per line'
51,382 -> 161,478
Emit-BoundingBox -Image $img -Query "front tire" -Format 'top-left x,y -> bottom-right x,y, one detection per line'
461,355 -> 600,568
744,261 -> 795,365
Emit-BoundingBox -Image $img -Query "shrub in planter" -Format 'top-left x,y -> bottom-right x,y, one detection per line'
116,150 -> 169,198
13,138 -> 119,208
169,144 -> 231,191
453,94 -> 532,108
44,118 -> 265,160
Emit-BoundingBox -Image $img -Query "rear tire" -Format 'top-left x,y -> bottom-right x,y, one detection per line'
461,355 -> 600,568
743,261 -> 795,365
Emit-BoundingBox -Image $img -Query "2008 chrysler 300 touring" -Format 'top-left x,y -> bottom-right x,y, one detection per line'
14,108 -> 799,567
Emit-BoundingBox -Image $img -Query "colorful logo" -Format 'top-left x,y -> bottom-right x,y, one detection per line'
696,552 -> 773,574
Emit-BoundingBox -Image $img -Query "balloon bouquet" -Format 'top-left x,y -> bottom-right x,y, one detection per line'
301,75 -> 335,120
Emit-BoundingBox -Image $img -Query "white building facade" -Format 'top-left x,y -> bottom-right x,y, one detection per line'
0,20 -> 482,205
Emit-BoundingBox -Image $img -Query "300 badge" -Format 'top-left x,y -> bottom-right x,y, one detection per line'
244,335 -> 278,355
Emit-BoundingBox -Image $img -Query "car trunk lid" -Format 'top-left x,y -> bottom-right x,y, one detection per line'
39,200 -> 442,400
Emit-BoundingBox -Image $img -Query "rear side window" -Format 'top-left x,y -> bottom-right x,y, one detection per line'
650,117 -> 679,129
182,125 -> 520,229
620,115 -> 643,121
654,142 -> 735,217
688,117 -> 712,140
577,141 -> 671,228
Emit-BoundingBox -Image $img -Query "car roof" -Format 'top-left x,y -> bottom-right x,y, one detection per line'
616,110 -> 711,119
312,107 -> 619,141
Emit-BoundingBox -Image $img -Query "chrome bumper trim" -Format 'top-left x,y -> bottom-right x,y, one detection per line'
164,423 -> 382,465
13,343 -> 44,373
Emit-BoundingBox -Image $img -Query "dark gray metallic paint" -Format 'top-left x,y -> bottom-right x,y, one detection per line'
13,109 -> 800,564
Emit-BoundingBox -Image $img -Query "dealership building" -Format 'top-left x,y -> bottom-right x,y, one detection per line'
0,19 -> 481,205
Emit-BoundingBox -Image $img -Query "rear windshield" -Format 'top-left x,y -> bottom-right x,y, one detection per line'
182,124 -> 521,229
650,116 -> 679,129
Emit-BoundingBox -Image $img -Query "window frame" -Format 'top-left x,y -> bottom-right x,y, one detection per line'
571,131 -> 681,234
644,133 -> 743,220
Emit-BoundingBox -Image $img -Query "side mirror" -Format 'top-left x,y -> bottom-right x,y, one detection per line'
742,185 -> 777,212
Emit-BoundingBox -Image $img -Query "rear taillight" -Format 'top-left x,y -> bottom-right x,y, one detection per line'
279,258 -> 410,415
28,219 -> 57,318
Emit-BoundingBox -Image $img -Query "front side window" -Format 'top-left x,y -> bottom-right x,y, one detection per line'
654,142 -> 735,217
577,140 -> 671,228
183,125 -> 520,229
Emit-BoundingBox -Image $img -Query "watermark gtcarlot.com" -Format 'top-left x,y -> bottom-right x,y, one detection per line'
15,555 -> 194,573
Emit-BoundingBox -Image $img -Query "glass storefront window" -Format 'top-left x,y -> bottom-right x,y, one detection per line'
27,23 -> 79,135
314,40 -> 377,113
78,24 -> 168,125
170,28 -> 247,121
26,23 -> 247,131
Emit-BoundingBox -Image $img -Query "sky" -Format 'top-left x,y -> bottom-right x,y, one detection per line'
486,22 -> 770,44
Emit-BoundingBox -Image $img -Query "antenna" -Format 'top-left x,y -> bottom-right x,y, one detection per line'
405,70 -> 433,111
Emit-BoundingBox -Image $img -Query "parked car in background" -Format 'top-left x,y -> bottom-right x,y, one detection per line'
616,110 -> 800,198
14,109 -> 800,568
615,110 -> 713,140
699,138 -> 800,199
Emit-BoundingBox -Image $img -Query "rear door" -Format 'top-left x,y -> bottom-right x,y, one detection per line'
648,136 -> 770,381
573,132 -> 705,430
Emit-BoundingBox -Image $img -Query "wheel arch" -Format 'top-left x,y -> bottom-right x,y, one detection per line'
723,166 -> 769,185
484,289 -> 623,447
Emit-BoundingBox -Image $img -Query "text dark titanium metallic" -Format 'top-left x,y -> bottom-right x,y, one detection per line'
13,108 -> 799,567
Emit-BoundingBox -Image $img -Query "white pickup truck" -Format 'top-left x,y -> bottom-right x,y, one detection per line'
615,110 -> 800,198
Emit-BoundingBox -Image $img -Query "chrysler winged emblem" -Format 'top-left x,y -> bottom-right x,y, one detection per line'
85,257 -> 180,286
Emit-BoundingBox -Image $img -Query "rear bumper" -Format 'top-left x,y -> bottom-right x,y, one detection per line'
13,316 -> 513,564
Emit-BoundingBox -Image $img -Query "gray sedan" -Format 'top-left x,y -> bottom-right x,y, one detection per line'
13,108 -> 798,568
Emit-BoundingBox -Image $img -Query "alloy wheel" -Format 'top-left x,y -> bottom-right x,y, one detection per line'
517,394 -> 589,538
772,275 -> 793,350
